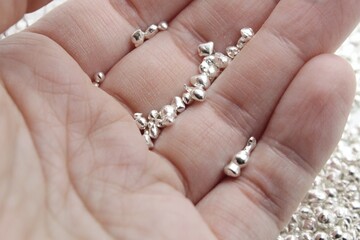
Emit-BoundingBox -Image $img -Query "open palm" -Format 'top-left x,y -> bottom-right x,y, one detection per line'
1,0 -> 359,239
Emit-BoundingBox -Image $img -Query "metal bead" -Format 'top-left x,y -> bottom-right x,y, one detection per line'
284,235 -> 297,240
341,232 -> 354,240
184,84 -> 206,102
327,169 -> 343,182
329,157 -> 343,170
94,72 -> 106,84
143,131 -> 154,149
213,52 -> 231,69
348,165 -> 359,177
148,110 -> 160,121
237,28 -> 254,49
356,224 -> 360,234
224,161 -> 241,177
158,21 -> 168,31
233,150 -> 250,167
134,113 -> 142,118
148,121 -> 161,139
299,207 -> 313,219
203,54 -> 215,62
301,218 -> 317,232
300,231 -> 312,240
312,207 -> 323,216
182,92 -> 193,105
307,189 -> 327,202
171,96 -> 186,113
286,222 -> 298,233
198,42 -> 214,57
340,218 -> 351,231
346,183 -> 358,193
199,56 -> 221,79
225,137 -> 257,178
131,29 -> 145,47
236,40 -> 245,50
159,105 -> 177,127
290,214 -> 300,224
191,87 -> 206,102
135,117 -> 148,130
317,210 -> 336,227
313,175 -> 323,187
184,84 -> 193,92
93,82 -> 100,87
325,187 -> 338,198
134,113 -> 148,130
334,206 -> 350,219
240,27 -> 254,42
314,232 -> 329,240
331,226 -> 344,239
336,179 -> 349,192
190,73 -> 211,90
144,24 -> 159,39
226,46 -> 240,59
244,136 -> 257,152
351,201 -> 360,211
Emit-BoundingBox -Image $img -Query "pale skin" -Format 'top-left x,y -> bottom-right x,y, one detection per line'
0,0 -> 359,239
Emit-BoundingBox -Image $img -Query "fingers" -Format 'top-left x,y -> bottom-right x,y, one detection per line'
152,0 -> 360,202
15,0 -> 360,206
102,0 -> 277,112
196,54 -> 356,240
213,0 -> 360,125
28,0 -> 192,76
0,0 -> 50,32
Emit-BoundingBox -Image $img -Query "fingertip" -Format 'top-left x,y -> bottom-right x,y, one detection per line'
303,53 -> 356,105
264,53 -> 356,175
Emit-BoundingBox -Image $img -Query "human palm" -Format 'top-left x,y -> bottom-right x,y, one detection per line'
0,0 -> 359,239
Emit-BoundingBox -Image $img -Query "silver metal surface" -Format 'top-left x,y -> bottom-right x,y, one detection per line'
159,105 -> 177,127
134,113 -> 148,130
94,71 -> 105,84
158,21 -> 169,31
226,46 -> 240,59
190,74 -> 211,90
190,87 -> 206,102
213,52 -> 231,69
198,41 -> 215,57
131,29 -> 145,47
172,96 -> 186,113
144,24 -> 159,39
240,27 -> 254,43
224,137 -> 257,178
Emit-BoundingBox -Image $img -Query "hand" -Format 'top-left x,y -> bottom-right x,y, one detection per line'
0,1 -> 359,239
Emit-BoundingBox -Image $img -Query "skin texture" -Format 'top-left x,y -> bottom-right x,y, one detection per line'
0,0 -> 49,30
0,0 -> 359,239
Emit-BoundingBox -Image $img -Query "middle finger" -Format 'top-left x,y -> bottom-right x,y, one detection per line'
155,0 -> 360,202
